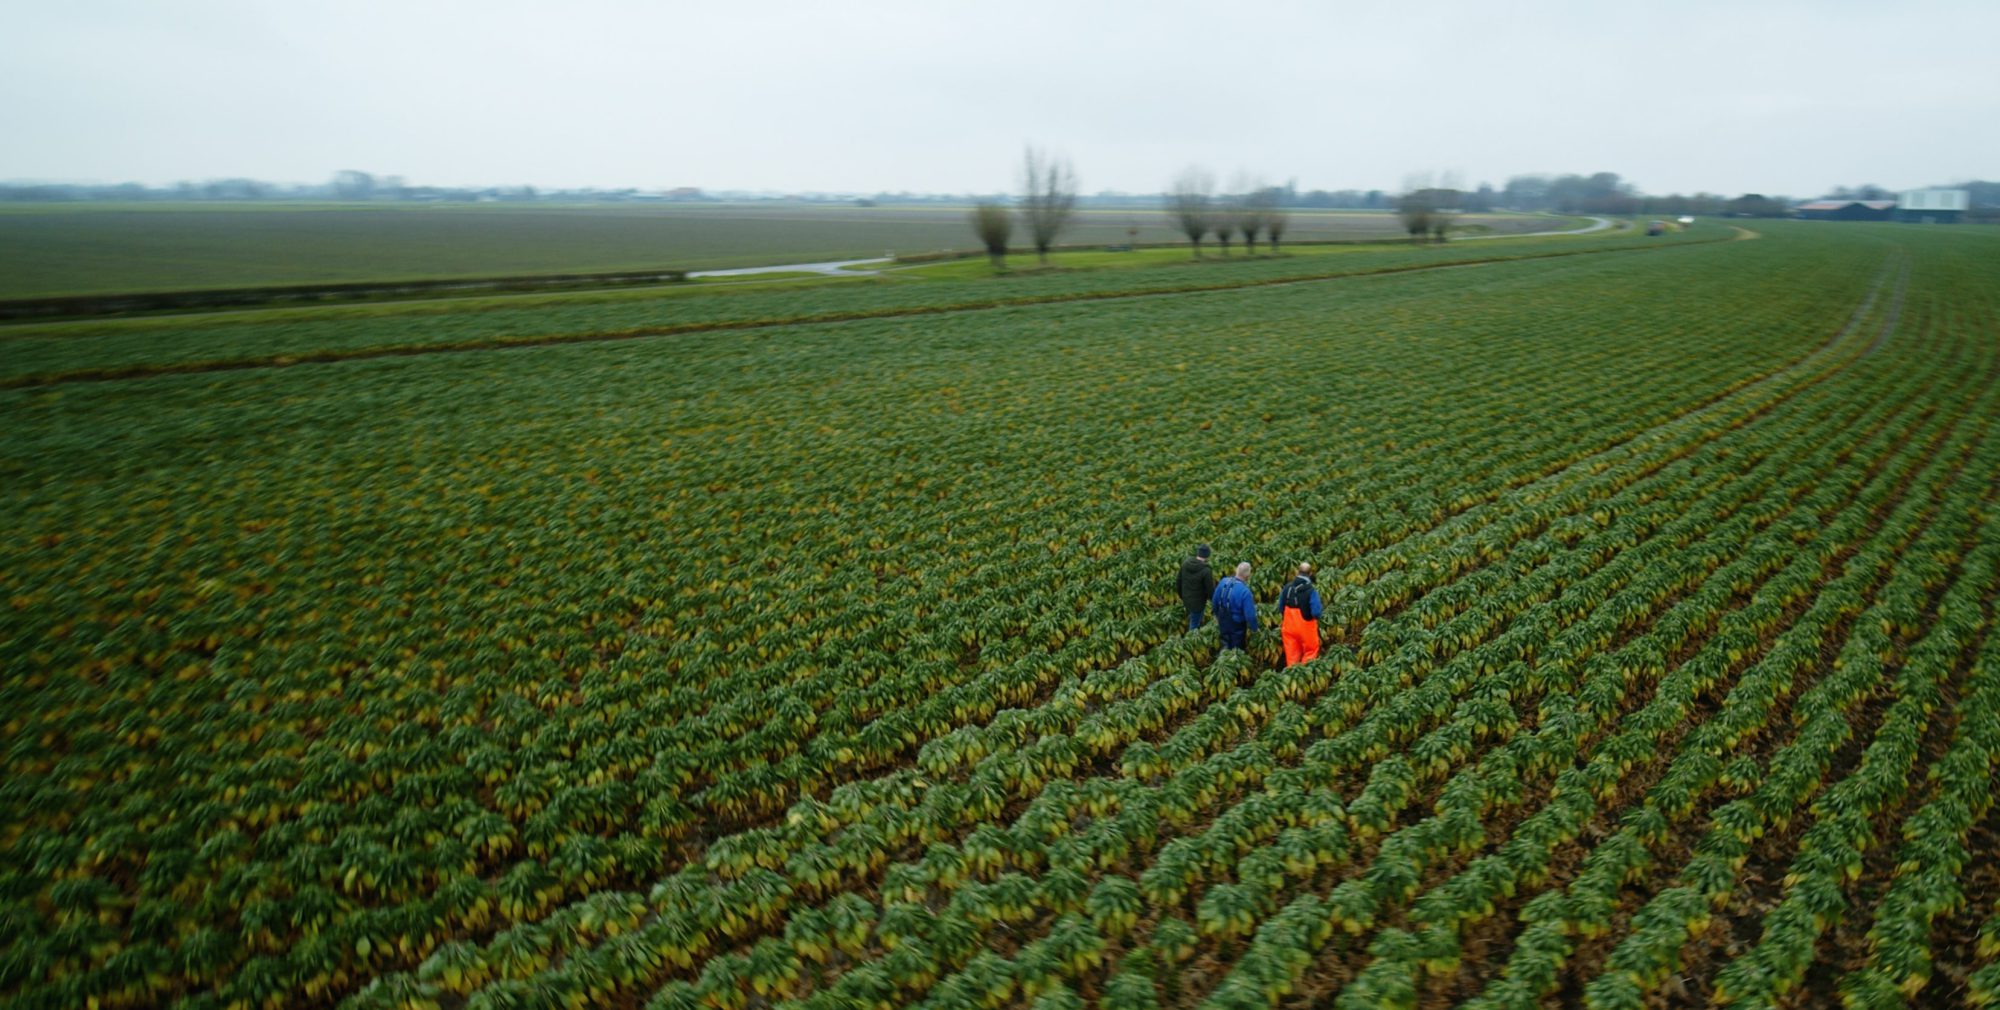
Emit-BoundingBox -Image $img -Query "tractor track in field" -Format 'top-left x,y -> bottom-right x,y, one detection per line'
1533,247 -> 1956,1010
1863,251 -> 1913,356
0,233 -> 1741,390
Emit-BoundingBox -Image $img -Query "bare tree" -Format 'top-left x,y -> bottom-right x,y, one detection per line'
1398,172 -> 1445,243
1020,147 -> 1078,266
1233,178 -> 1274,255
1265,193 -> 1291,253
1214,191 -> 1236,256
1166,167 -> 1215,258
1238,176 -> 1275,254
1237,199 -> 1264,255
1428,172 -> 1463,243
968,201 -> 1014,269
1396,189 -> 1434,243
1428,198 -> 1459,242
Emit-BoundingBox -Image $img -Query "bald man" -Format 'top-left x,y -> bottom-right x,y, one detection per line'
1211,561 -> 1258,651
1279,562 -> 1324,666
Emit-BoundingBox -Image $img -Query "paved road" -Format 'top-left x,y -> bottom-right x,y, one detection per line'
686,218 -> 1609,277
1454,216 -> 1613,240
686,258 -> 890,278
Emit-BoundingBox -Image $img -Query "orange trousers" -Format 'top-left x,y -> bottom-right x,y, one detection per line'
1282,608 -> 1320,666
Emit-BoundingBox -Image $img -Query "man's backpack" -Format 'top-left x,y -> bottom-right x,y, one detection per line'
1283,578 -> 1316,615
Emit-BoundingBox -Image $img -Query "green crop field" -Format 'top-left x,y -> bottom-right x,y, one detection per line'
5,220 -> 2000,1010
0,226 -> 1676,387
0,203 -> 1574,300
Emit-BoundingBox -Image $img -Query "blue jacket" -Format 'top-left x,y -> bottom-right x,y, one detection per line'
1211,576 -> 1258,633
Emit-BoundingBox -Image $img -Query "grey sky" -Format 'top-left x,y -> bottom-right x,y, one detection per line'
4,0 -> 1995,197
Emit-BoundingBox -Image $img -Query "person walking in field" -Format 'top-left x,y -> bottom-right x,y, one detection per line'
1177,544 -> 1217,630
1211,561 -> 1258,651
1279,562 -> 1323,666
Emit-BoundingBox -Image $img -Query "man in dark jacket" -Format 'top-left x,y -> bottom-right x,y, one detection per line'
1211,561 -> 1258,651
1177,545 -> 1217,630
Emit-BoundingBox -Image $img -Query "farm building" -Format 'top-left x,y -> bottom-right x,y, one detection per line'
1897,188 -> 1968,223
1797,199 -> 1896,221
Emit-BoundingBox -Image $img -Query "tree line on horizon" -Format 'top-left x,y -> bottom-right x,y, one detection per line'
9,167 -> 1996,214
967,154 -> 2000,267
962,157 -> 1876,268
6,167 -> 1996,218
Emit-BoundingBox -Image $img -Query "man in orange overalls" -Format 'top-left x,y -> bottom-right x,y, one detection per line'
1279,562 -> 1323,666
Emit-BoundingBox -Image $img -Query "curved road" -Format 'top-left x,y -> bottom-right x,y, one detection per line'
686,258 -> 889,278
1454,215 -> 1613,240
685,217 -> 1612,278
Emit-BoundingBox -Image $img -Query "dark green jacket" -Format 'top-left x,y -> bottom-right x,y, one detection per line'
1177,557 -> 1216,612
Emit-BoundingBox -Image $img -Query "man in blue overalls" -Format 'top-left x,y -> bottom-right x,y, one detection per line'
1211,561 -> 1258,651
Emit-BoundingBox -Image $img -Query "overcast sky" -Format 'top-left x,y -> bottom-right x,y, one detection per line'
3,0 -> 1995,197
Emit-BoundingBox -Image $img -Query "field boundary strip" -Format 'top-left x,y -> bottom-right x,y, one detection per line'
0,267 -> 697,322
0,232 -> 1738,391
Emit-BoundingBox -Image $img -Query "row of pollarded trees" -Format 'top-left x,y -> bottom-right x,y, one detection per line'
968,149 -> 1078,269
1391,172 -> 1463,243
1394,188 -> 1462,243
1165,169 -> 1293,257
969,152 -> 1298,269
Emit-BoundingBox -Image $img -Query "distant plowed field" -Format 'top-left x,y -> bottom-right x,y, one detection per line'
4,220 -> 1998,1010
